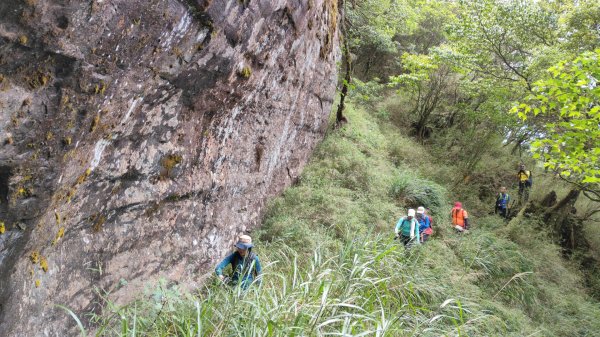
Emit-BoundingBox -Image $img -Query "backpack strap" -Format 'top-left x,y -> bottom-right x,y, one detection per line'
231,252 -> 240,276
246,252 -> 258,277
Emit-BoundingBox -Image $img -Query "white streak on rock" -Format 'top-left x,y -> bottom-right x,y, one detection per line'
90,139 -> 110,170
122,97 -> 142,124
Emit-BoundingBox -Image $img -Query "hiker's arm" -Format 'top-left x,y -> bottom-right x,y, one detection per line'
215,253 -> 234,278
394,218 -> 403,236
409,220 -> 416,239
254,256 -> 262,275
254,256 -> 263,285
413,220 -> 420,244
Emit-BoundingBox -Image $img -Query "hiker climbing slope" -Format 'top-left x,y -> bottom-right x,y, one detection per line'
495,187 -> 511,219
395,209 -> 420,247
215,234 -> 262,289
517,164 -> 532,204
451,202 -> 469,232
416,206 -> 433,243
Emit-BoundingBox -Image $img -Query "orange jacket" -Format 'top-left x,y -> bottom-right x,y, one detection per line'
451,207 -> 468,227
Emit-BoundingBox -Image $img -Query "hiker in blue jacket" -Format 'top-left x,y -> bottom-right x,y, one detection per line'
395,209 -> 420,247
495,187 -> 511,219
416,206 -> 433,243
215,234 -> 262,289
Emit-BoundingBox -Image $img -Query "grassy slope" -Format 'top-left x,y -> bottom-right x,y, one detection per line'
93,103 -> 600,336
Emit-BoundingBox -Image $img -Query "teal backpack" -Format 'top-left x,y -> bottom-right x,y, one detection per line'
400,218 -> 414,236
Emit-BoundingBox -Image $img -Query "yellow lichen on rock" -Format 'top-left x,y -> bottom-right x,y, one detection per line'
52,227 -> 65,246
0,221 -> 5,234
66,188 -> 76,203
30,251 -> 40,264
160,154 -> 182,178
239,66 -> 252,79
35,279 -> 40,288
40,256 -> 48,272
90,114 -> 100,132
92,214 -> 106,232
76,168 -> 92,185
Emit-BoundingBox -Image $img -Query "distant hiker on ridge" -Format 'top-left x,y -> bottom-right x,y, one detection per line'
416,206 -> 433,243
395,209 -> 420,247
215,234 -> 262,289
517,164 -> 532,203
495,187 -> 511,219
451,202 -> 469,232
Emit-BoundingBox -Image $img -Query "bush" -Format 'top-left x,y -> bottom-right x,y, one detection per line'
389,174 -> 447,215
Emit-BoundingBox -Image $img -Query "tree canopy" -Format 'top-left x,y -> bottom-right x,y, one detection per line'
341,0 -> 600,197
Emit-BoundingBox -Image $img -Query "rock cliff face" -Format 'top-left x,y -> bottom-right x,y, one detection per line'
0,0 -> 339,335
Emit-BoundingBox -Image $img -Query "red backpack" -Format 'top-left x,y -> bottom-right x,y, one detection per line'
424,215 -> 433,235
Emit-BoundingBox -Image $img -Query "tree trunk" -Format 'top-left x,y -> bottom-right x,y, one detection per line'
336,5 -> 350,126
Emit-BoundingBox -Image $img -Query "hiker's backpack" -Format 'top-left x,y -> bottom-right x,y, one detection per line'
423,215 -> 433,235
452,208 -> 466,226
400,218 -> 414,236
526,171 -> 533,187
417,215 -> 431,231
231,251 -> 258,279
496,193 -> 509,208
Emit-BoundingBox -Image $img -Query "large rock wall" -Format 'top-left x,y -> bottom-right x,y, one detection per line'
0,0 -> 339,335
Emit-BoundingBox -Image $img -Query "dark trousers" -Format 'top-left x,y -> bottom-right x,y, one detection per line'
400,235 -> 415,247
421,233 -> 430,243
518,182 -> 526,194
518,181 -> 531,195
496,206 -> 507,218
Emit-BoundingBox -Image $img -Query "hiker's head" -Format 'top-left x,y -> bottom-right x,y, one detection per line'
454,201 -> 462,208
417,206 -> 425,217
519,163 -> 525,170
234,234 -> 253,256
500,186 -> 507,193
407,208 -> 416,218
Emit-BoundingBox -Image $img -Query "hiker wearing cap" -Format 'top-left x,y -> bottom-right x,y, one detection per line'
215,234 -> 262,289
495,187 -> 511,219
517,164 -> 532,204
416,206 -> 433,243
395,209 -> 420,247
451,202 -> 469,232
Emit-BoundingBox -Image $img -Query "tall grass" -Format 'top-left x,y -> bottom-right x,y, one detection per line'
81,236 -> 517,336
72,102 -> 600,336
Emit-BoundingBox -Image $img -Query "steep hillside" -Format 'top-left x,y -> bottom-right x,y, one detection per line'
0,1 -> 340,335
86,103 -> 600,336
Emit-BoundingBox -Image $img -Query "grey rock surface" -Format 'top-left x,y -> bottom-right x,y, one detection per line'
0,0 -> 339,335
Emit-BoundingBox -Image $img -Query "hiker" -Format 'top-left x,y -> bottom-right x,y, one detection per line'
451,202 -> 469,232
215,234 -> 262,289
495,187 -> 510,218
416,206 -> 433,243
395,209 -> 420,247
517,164 -> 532,203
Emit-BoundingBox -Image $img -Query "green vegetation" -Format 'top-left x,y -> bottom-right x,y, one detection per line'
79,104 -> 600,336
61,0 -> 600,335
513,50 -> 600,186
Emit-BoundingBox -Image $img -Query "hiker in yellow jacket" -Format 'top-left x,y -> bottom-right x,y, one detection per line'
517,164 -> 532,203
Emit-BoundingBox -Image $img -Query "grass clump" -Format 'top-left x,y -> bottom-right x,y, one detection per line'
68,102 -> 600,336
77,236 -> 513,336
